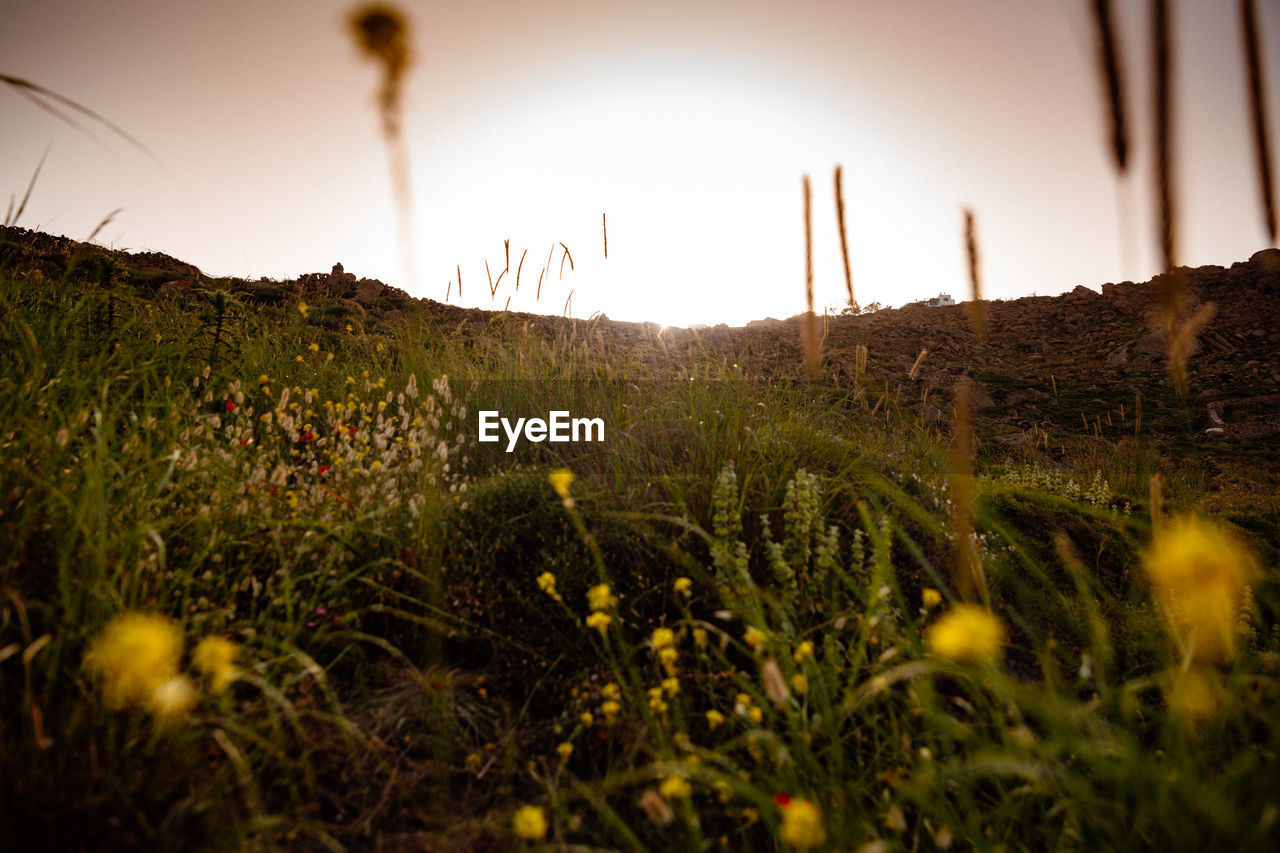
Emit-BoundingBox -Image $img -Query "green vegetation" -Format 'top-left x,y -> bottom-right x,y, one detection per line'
1,258 -> 1277,851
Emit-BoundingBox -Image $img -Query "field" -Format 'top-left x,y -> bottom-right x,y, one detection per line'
1,227 -> 1278,851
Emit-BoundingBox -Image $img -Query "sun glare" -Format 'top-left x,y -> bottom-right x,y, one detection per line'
410,62 -> 963,327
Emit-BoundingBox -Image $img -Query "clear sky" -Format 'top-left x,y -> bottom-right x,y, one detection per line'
2,0 -> 1277,327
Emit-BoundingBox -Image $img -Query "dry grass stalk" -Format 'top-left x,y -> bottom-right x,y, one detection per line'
1090,0 -> 1130,173
504,239 -> 510,273
1152,0 -> 1177,273
948,378 -> 986,601
801,175 -> 821,380
563,289 -> 574,318
349,4 -> 416,288
537,268 -> 545,301
834,165 -> 855,307
1167,301 -> 1217,397
964,209 -> 987,343
908,348 -> 929,380
516,249 -> 527,291
602,212 -> 608,259
456,264 -> 462,299
1240,0 -> 1276,242
445,280 -> 451,302
560,243 -> 575,279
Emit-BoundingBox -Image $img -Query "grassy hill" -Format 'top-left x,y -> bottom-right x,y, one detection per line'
1,226 -> 1278,851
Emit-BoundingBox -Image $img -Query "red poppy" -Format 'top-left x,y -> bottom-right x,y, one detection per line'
318,465 -> 331,474
225,399 -> 235,412
301,431 -> 315,443
773,793 -> 792,807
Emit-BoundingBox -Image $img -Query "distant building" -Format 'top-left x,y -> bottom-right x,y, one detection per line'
906,292 -> 956,308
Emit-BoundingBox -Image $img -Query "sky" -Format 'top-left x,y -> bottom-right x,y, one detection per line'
2,0 -> 1277,327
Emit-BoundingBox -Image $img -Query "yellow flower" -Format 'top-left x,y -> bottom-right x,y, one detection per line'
1165,667 -> 1220,723
536,571 -> 561,601
925,604 -> 1005,664
748,706 -> 763,724
307,342 -> 320,353
556,742 -> 574,760
297,300 -> 309,318
658,646 -> 679,669
778,797 -> 827,849
549,468 -> 574,502
693,627 -> 708,648
147,675 -> 198,720
661,676 -> 680,696
192,635 -> 238,694
601,682 -> 620,700
84,612 -> 184,710
587,583 -> 614,612
674,576 -> 693,596
1142,515 -> 1255,661
585,612 -> 612,633
579,712 -> 594,727
512,805 -> 548,840
706,709 -> 726,729
790,673 -> 809,695
922,587 -> 943,609
651,627 -> 676,649
659,774 -> 692,799
793,640 -> 815,664
600,699 -> 622,720
743,627 -> 767,652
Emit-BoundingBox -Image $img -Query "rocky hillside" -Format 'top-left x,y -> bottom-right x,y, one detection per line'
3,225 -> 1277,446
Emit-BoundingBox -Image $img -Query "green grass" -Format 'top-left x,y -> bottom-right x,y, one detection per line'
1,257 -> 1278,851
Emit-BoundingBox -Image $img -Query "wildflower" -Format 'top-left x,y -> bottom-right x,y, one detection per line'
1142,515 -> 1255,661
693,627 -> 708,648
512,805 -> 547,840
308,342 -> 320,353
778,796 -> 827,849
586,612 -> 612,633
536,571 -> 561,602
465,752 -> 483,773
661,676 -> 680,696
743,627 -> 768,652
84,612 -> 183,710
549,468 -> 574,506
639,788 -> 676,825
651,627 -> 676,649
600,683 -> 620,700
762,658 -> 790,705
793,640 -> 815,664
297,300 -> 309,318
556,742 -> 574,760
658,646 -> 679,670
1165,667 -> 1220,723
579,712 -> 594,727
674,576 -> 693,596
147,675 -> 198,720
600,699 -> 622,720
706,709 -> 726,729
192,635 -> 238,694
925,604 -> 1005,665
225,399 -> 235,412
587,583 -> 614,612
922,588 -> 943,609
748,706 -> 764,724
659,774 -> 692,799
790,673 -> 809,695
317,464 -> 331,475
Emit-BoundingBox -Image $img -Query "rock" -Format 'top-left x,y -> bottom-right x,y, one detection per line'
1204,427 -> 1226,438
1105,343 -> 1130,367
1132,328 -> 1168,359
1195,388 -> 1224,405
354,278 -> 386,304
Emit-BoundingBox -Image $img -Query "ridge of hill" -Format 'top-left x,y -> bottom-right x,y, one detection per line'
3,226 -> 1278,448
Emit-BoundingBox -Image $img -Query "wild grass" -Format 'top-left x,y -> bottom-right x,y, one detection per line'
0,250 -> 1277,851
